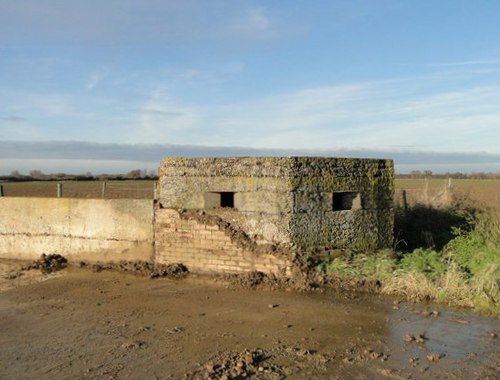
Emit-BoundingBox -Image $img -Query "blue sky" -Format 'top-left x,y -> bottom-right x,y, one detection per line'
1,0 -> 500,173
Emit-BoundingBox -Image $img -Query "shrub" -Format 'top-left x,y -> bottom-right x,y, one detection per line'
399,248 -> 446,280
313,206 -> 499,314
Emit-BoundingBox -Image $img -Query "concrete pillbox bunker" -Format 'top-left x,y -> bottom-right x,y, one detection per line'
0,156 -> 395,276
155,157 -> 394,274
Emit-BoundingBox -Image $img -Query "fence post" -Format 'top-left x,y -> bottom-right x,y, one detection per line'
401,189 -> 408,212
102,181 -> 107,198
0,185 -> 4,197
57,183 -> 63,198
153,181 -> 157,200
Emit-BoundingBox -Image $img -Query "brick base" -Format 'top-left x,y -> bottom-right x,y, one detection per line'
154,209 -> 292,275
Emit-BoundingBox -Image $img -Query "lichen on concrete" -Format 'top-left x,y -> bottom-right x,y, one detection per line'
158,156 -> 394,257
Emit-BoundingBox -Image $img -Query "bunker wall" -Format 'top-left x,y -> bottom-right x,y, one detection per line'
289,157 -> 394,249
0,197 -> 154,262
158,156 -> 395,250
158,157 -> 294,244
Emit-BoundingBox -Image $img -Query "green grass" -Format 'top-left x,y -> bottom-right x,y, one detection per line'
317,207 -> 500,315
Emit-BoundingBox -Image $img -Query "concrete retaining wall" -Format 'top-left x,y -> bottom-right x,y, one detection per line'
0,197 -> 154,262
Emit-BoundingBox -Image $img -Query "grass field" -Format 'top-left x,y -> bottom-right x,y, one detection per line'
0,180 -> 156,199
395,178 -> 500,209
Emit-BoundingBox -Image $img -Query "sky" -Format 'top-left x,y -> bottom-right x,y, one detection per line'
1,0 -> 500,174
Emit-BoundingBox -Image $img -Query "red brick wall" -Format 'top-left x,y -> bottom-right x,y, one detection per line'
155,209 -> 292,275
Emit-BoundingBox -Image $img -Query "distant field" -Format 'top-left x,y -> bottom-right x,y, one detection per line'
0,180 -> 156,199
2,178 -> 499,209
395,178 -> 500,209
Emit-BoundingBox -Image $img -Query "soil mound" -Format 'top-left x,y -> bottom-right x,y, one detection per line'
80,260 -> 188,279
22,254 -> 68,274
223,271 -> 266,288
186,345 -> 334,379
221,267 -> 326,292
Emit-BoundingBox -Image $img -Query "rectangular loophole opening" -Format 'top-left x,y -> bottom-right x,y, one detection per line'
204,192 -> 235,208
220,192 -> 234,208
332,192 -> 361,211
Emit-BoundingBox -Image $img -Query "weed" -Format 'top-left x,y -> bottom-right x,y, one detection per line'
382,270 -> 435,302
399,249 -> 446,280
351,250 -> 396,281
316,206 -> 499,315
323,256 -> 360,278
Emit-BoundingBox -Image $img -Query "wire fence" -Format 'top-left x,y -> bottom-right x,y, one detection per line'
1,179 -> 499,209
0,181 -> 157,200
394,188 -> 453,208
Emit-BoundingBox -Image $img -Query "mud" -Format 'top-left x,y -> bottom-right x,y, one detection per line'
0,259 -> 499,379
79,260 -> 188,279
187,346 -> 334,379
0,259 -> 65,293
22,253 -> 68,274
220,268 -> 326,292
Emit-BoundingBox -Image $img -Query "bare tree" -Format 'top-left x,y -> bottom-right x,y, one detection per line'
29,170 -> 45,180
126,169 -> 142,179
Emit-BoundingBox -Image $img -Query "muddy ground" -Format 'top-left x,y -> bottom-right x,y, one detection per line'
0,259 -> 498,379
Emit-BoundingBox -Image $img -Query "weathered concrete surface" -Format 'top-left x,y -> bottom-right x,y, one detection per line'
159,157 -> 293,244
158,157 -> 394,251
0,197 -> 154,262
289,157 -> 394,250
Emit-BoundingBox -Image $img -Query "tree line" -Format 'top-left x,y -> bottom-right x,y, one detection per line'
0,169 -> 158,182
2,169 -> 499,182
395,170 -> 500,180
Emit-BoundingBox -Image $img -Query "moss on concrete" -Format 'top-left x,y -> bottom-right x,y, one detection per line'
158,157 -> 394,251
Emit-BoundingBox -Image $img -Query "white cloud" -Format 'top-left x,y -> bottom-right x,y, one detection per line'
189,78 -> 500,153
35,94 -> 72,115
0,1 -> 287,46
0,116 -> 26,122
427,59 -> 500,67
210,82 -> 379,136
0,124 -> 40,140
2,55 -> 499,155
229,7 -> 272,37
85,69 -> 110,91
137,91 -> 201,142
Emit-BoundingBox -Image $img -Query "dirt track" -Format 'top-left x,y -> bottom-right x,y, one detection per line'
0,260 -> 498,379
